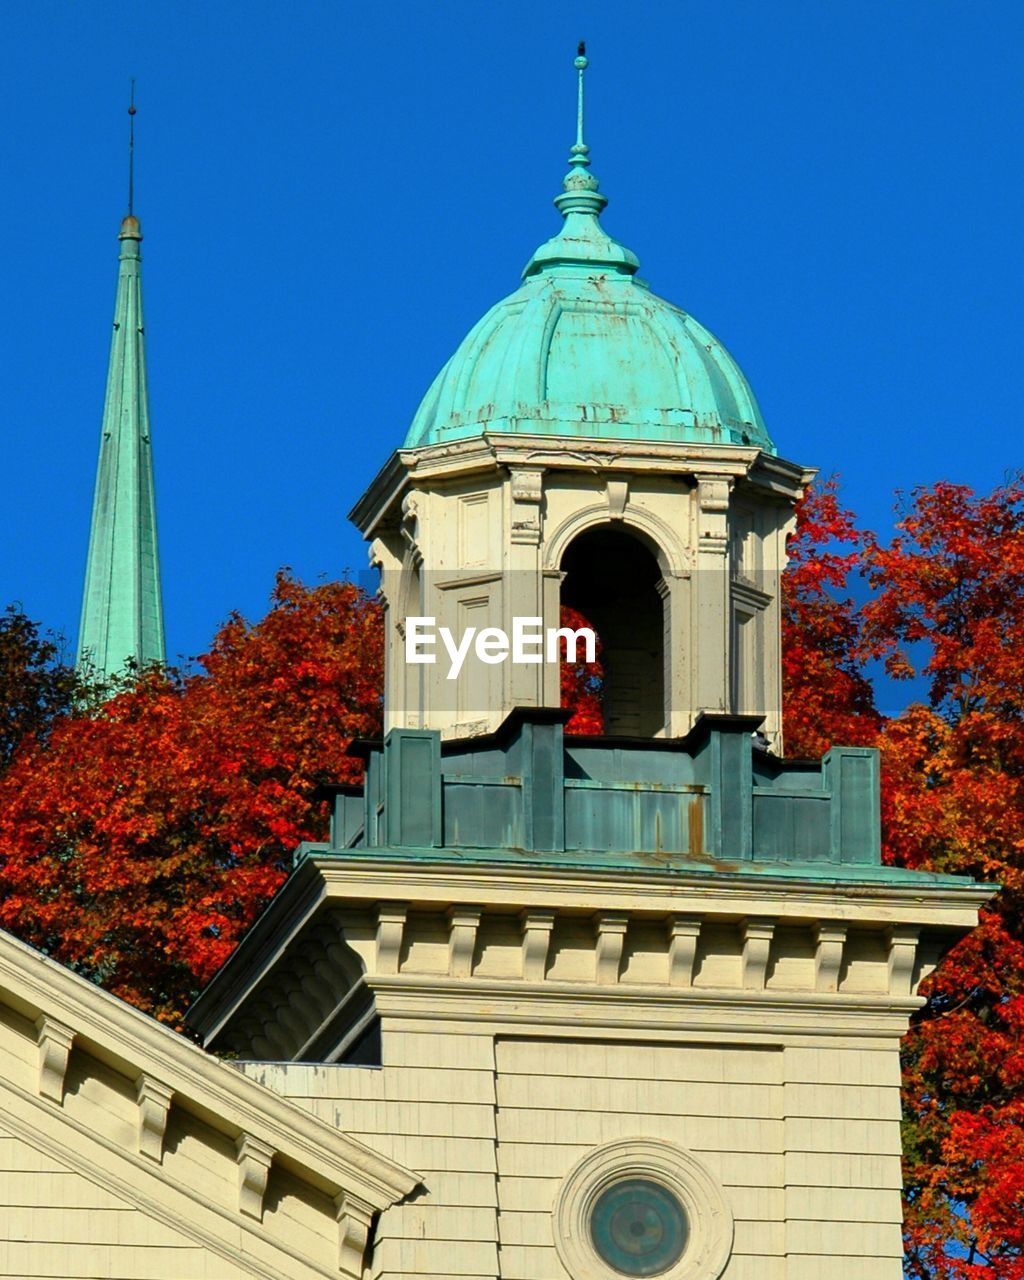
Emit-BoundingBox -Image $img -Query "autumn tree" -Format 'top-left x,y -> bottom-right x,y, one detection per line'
781,479 -> 881,758
0,603 -> 80,772
861,480 -> 1024,1279
0,573 -> 382,1024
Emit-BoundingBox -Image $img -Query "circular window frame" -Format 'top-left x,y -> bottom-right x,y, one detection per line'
552,1138 -> 734,1280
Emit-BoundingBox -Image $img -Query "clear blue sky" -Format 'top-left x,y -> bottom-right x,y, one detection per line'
3,1 -> 1022,681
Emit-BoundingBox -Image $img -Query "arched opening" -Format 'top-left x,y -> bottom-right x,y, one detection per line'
561,526 -> 665,737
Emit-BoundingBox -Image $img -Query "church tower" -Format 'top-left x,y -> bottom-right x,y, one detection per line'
189,51 -> 987,1280
355,48 -> 804,749
77,96 -> 165,679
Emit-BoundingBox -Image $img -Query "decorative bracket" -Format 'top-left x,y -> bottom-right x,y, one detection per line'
886,925 -> 921,997
35,1015 -> 74,1104
448,906 -> 482,979
510,467 -> 544,545
741,919 -> 775,990
335,1189 -> 376,1277
605,478 -> 629,520
236,1133 -> 275,1220
696,476 -> 733,557
136,1074 -> 173,1162
593,913 -> 629,985
376,902 -> 408,976
399,493 -> 420,550
814,923 -> 848,992
667,916 -> 702,987
520,909 -> 556,982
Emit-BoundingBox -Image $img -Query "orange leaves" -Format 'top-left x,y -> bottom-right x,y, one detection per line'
864,478 -> 1024,718
781,479 -> 881,759
0,573 -> 383,1025
784,477 -> 1024,1275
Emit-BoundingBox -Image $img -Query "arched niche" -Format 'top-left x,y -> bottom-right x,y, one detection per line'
560,524 -> 667,737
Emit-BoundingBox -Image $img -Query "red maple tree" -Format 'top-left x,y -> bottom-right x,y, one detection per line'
0,573 -> 382,1023
781,478 -> 881,758
785,477 -> 1024,1277
863,480 -> 1024,1279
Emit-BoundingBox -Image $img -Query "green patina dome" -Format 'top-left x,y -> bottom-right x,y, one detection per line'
405,54 -> 772,455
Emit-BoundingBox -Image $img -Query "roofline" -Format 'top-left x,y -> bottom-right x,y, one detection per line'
0,925 -> 419,1208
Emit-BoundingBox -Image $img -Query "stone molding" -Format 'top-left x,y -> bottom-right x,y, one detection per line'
520,909 -> 556,981
369,974 -> 924,1039
237,1132 -> 275,1219
335,1190 -> 376,1276
310,858 -> 985,924
542,499 -> 689,576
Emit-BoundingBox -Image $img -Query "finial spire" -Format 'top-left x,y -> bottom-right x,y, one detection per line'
127,79 -> 136,218
554,42 -> 606,218
572,42 -> 588,168
522,42 -> 639,278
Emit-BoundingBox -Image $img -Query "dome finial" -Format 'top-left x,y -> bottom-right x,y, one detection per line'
521,43 -> 638,278
554,43 -> 606,220
571,42 -> 589,170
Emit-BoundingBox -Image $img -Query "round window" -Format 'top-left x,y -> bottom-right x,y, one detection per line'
590,1177 -> 689,1276
553,1139 -> 733,1280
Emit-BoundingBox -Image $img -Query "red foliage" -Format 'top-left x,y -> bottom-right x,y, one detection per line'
781,478 -> 880,758
559,604 -> 604,734
862,480 -> 1024,1279
0,573 -> 382,1024
786,477 -> 1024,1276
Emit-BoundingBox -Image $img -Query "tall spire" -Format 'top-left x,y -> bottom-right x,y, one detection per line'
77,89 -> 165,680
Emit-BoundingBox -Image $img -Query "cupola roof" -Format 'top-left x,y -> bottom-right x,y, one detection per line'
404,47 -> 772,454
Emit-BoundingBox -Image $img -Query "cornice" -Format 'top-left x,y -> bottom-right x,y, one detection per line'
349,434 -> 812,537
188,852 -> 990,1052
348,449 -> 407,538
310,855 -> 989,923
187,859 -> 326,1044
